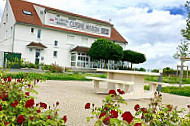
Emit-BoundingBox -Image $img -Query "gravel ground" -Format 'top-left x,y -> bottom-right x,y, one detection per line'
34,80 -> 190,126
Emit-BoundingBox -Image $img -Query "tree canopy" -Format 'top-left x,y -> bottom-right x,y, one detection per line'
88,38 -> 123,66
122,50 -> 146,68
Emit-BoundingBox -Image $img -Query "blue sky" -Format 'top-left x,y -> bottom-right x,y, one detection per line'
0,0 -> 188,69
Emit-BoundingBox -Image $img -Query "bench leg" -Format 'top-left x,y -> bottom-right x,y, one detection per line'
124,85 -> 130,93
107,82 -> 115,91
117,84 -> 123,90
94,80 -> 100,93
149,84 -> 157,93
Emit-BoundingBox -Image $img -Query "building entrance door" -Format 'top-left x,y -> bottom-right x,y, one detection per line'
35,49 -> 40,64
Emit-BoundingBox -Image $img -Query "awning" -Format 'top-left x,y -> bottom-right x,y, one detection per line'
27,42 -> 47,49
70,46 -> 89,53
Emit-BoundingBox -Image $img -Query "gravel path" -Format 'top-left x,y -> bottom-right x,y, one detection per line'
34,80 -> 190,126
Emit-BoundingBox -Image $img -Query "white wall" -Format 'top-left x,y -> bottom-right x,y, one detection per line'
0,1 -> 16,52
13,24 -> 101,67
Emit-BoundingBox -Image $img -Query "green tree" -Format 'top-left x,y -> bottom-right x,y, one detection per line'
173,40 -> 189,59
122,50 -> 146,69
181,1 -> 190,40
88,38 -> 123,68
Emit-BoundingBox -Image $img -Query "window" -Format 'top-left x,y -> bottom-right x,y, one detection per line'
54,40 -> 58,46
40,10 -> 44,15
29,48 -> 33,52
71,53 -> 76,66
53,51 -> 57,57
31,28 -> 34,33
67,35 -> 75,44
77,52 -> 90,67
81,37 -> 88,46
37,29 -> 41,38
22,10 -> 32,15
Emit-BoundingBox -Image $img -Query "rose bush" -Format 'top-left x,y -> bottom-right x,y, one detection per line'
0,70 -> 67,125
85,90 -> 190,126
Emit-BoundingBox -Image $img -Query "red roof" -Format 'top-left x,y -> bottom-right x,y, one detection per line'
9,0 -> 127,43
27,42 -> 47,48
71,46 -> 90,53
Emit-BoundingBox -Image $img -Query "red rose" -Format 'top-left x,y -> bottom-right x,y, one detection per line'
25,92 -> 30,96
0,96 -> 3,100
103,117 -> 110,125
85,103 -> 90,109
56,101 -> 59,106
17,115 -> 24,124
7,76 -> 11,82
4,94 -> 8,98
141,114 -> 145,119
108,90 -> 116,96
166,105 -> 172,112
37,109 -> 41,113
110,110 -> 118,118
141,108 -> 147,113
40,102 -> 47,109
99,112 -> 106,118
0,105 -> 2,111
134,104 -> 140,111
121,111 -> 133,124
117,89 -> 125,94
47,115 -> 51,119
30,117 -> 34,121
17,79 -> 21,83
63,115 -> 67,123
11,100 -> 19,107
187,105 -> 190,108
3,78 -> 7,81
25,99 -> 34,108
4,122 -> 9,126
134,123 -> 142,126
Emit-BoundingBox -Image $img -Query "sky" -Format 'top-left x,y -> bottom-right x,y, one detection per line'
0,0 -> 189,70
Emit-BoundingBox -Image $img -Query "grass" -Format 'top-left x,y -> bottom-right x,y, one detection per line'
144,85 -> 190,97
2,72 -> 107,81
145,76 -> 190,84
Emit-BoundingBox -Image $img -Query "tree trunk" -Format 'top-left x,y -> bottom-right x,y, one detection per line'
131,62 -> 133,69
179,60 -> 184,88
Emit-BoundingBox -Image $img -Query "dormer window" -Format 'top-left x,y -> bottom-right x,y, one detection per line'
22,10 -> 32,15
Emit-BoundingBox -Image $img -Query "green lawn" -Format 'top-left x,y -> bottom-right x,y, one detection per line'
145,76 -> 190,84
144,85 -> 190,97
2,72 -> 107,81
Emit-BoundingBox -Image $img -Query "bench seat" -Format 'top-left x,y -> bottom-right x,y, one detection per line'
86,76 -> 134,94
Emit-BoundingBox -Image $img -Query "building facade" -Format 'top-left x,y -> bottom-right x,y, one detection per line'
0,0 -> 127,68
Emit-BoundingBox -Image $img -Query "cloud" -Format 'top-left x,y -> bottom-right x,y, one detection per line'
0,1 -> 6,21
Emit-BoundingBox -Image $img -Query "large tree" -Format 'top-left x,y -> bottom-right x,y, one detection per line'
122,50 -> 146,69
88,38 -> 123,68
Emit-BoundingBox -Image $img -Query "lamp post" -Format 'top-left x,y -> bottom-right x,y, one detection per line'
158,68 -> 163,92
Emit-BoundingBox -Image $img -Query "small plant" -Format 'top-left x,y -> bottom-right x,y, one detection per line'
0,70 -> 67,125
85,90 -> 190,126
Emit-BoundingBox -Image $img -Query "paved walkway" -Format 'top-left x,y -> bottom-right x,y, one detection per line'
35,81 -> 190,126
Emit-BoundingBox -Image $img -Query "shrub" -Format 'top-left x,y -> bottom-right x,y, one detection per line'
85,90 -> 190,126
0,71 -> 67,125
42,64 -> 63,73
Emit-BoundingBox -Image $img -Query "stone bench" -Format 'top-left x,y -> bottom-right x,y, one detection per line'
145,81 -> 170,93
86,76 -> 134,94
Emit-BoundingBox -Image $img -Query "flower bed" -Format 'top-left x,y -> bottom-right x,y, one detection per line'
85,90 -> 190,126
0,71 -> 67,125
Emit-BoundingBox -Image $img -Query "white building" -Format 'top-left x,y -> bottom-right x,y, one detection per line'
0,0 -> 127,68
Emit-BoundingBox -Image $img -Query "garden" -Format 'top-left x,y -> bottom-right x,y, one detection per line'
0,71 -> 190,125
